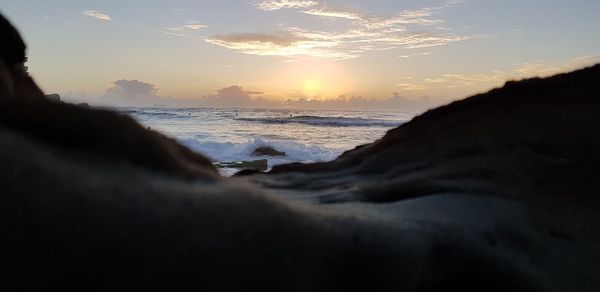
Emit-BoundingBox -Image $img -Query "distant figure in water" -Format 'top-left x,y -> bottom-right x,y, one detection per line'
290,114 -> 292,117
189,113 -> 191,115
147,126 -> 151,130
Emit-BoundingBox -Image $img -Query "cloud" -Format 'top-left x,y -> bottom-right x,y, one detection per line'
302,6 -> 363,20
158,30 -> 186,37
100,83 -> 267,108
283,93 -> 436,110
396,32 -> 472,49
158,21 -> 208,37
513,56 -> 599,78
424,77 -> 446,83
397,83 -> 427,91
446,72 -> 505,82
202,86 -> 268,108
78,81 -> 436,110
206,26 -> 468,60
423,71 -> 509,88
207,1 -> 472,60
304,5 -> 443,27
421,56 -> 600,89
256,0 -> 319,11
207,33 -> 301,49
205,32 -> 357,59
82,10 -> 112,21
107,80 -> 158,97
398,52 -> 432,58
182,23 -> 207,30
104,80 -> 165,106
566,55 -> 600,68
513,63 -> 561,76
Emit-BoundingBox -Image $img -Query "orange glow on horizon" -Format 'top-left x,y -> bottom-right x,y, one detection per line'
264,59 -> 355,99
303,79 -> 320,96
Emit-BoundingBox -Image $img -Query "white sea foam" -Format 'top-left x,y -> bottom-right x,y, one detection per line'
182,137 -> 341,169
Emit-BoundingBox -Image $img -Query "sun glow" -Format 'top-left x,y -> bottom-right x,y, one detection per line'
303,79 -> 320,95
265,59 -> 355,99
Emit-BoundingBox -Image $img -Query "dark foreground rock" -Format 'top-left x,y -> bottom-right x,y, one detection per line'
0,17 -> 216,181
265,65 -> 600,207
1,13 -> 600,292
45,93 -> 60,102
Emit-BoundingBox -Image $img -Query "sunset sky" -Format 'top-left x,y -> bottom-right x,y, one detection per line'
1,0 -> 599,108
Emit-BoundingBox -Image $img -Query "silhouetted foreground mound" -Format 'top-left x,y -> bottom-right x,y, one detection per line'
265,63 -> 600,206
1,14 -> 600,291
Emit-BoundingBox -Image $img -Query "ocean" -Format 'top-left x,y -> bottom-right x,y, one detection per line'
118,107 -> 419,175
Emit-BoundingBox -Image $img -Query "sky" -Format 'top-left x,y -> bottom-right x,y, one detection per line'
1,0 -> 599,109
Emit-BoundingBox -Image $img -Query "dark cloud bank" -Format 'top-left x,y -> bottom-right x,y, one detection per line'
83,79 -> 437,111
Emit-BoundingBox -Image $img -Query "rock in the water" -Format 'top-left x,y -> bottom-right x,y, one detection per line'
45,93 -> 60,102
216,159 -> 268,171
252,146 -> 285,157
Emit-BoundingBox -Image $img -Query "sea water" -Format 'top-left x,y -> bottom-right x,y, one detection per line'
118,107 -> 419,175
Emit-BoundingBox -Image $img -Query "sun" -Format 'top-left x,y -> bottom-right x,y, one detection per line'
266,59 -> 355,99
303,79 -> 320,96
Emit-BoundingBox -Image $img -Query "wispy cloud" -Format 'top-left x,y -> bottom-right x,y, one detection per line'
256,0 -> 319,11
302,6 -> 362,20
158,21 -> 208,37
157,30 -> 186,37
303,5 -> 443,26
206,28 -> 469,60
564,55 -> 600,69
513,63 -> 561,76
205,31 -> 358,59
206,33 -> 302,52
422,55 -> 600,89
182,23 -> 207,30
425,71 -> 511,87
398,52 -> 432,58
82,10 -> 112,21
208,0 -> 472,60
397,83 -> 427,91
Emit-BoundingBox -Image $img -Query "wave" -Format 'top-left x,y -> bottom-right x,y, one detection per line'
180,137 -> 341,173
114,109 -> 140,115
139,112 -> 180,118
236,115 -> 403,127
117,108 -> 186,119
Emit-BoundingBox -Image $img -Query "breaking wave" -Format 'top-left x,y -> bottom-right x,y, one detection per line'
181,137 -> 342,174
236,115 -> 403,127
